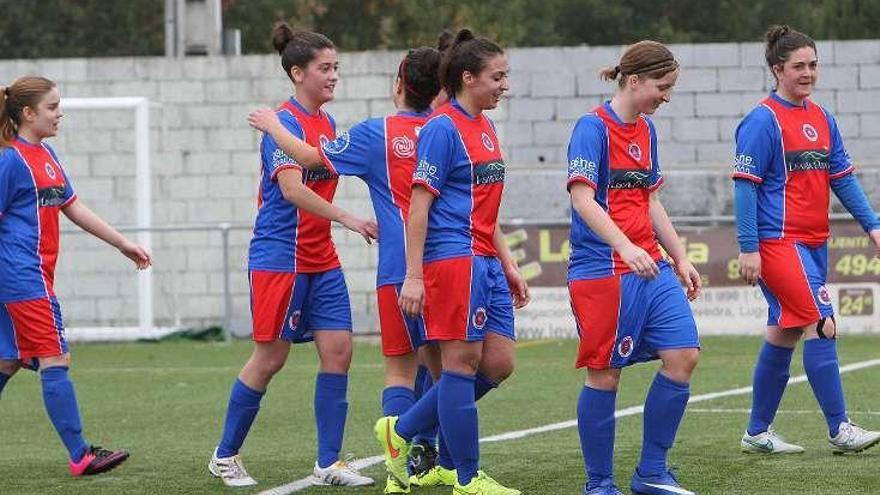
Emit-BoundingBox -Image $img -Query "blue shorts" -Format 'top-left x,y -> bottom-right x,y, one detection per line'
249,268 -> 352,344
422,256 -> 515,342
569,261 -> 700,369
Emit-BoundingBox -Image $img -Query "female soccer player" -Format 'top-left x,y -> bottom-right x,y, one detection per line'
567,42 -> 701,495
208,23 -> 377,488
380,28 -> 530,495
248,42 -> 446,494
0,76 -> 151,476
735,25 -> 880,455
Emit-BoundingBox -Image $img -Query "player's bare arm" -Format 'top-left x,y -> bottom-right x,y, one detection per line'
398,185 -> 433,317
61,199 -> 152,270
648,191 -> 701,299
276,167 -> 377,243
248,107 -> 325,170
492,219 -> 530,308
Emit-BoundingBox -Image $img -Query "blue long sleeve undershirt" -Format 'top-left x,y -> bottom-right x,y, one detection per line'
830,173 -> 880,233
734,179 -> 759,253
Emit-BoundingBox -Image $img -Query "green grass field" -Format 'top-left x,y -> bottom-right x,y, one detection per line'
2,336 -> 879,494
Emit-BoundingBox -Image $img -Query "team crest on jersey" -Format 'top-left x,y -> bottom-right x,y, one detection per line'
323,131 -> 350,155
391,135 -> 415,158
481,132 -> 495,151
472,307 -> 488,330
44,162 -> 57,179
817,286 -> 832,306
802,123 -> 819,142
618,335 -> 634,358
627,143 -> 642,161
288,310 -> 302,330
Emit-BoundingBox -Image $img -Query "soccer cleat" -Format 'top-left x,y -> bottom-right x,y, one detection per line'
630,469 -> 696,495
208,448 -> 257,487
583,482 -> 625,495
409,465 -> 456,487
829,421 -> 880,454
312,459 -> 375,486
453,470 -> 521,495
408,439 -> 439,476
375,416 -> 411,487
69,445 -> 129,477
384,474 -> 410,494
741,427 -> 804,454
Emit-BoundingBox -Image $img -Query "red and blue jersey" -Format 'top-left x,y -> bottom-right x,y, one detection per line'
0,138 -> 76,302
319,110 -> 429,287
567,102 -> 663,281
248,98 -> 340,274
412,100 -> 504,263
733,92 -> 854,245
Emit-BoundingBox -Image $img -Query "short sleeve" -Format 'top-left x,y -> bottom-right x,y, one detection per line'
646,118 -> 664,191
319,119 -> 379,178
413,116 -> 456,196
566,115 -> 605,190
824,110 -> 855,180
261,113 -> 305,182
732,107 -> 775,183
0,152 -> 17,215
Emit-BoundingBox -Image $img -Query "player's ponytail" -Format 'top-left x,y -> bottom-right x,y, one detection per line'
398,47 -> 443,113
439,28 -> 504,97
764,24 -> 815,82
271,22 -> 335,83
600,40 -> 678,88
0,76 -> 56,148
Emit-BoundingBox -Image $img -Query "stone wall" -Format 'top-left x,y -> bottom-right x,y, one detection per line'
1,39 -> 878,331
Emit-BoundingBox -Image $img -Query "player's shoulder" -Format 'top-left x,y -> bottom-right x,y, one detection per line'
736,104 -> 776,137
571,112 -> 608,139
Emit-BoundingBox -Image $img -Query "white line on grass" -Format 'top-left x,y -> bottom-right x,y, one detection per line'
258,358 -> 880,495
688,408 -> 880,415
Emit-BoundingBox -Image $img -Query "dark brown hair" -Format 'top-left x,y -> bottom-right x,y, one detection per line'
600,40 -> 679,87
438,29 -> 504,96
0,76 -> 56,148
764,25 -> 816,80
398,47 -> 443,112
271,22 -> 335,82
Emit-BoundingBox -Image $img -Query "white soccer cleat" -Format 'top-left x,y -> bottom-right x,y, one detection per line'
741,427 -> 805,454
208,448 -> 258,487
312,459 -> 375,486
829,422 -> 880,454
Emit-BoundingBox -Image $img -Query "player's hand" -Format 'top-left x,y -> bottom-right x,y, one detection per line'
118,240 -> 152,270
247,107 -> 284,134
870,229 -> 880,257
617,242 -> 659,279
739,251 -> 761,286
339,213 -> 378,244
503,263 -> 531,309
398,276 -> 425,317
674,259 -> 702,301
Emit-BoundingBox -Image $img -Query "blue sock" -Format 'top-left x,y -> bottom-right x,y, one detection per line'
434,371 -> 496,469
578,386 -> 616,489
396,383 -> 439,440
382,386 -> 415,417
638,373 -> 690,477
217,378 -> 265,458
0,371 -> 9,398
315,372 -> 348,468
474,371 -> 498,400
412,366 -> 438,445
437,429 -> 455,469
40,367 -> 89,462
747,342 -> 794,436
803,339 -> 848,437
437,371 -> 479,486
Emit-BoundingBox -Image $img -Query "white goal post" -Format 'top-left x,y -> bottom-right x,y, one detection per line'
61,97 -> 153,339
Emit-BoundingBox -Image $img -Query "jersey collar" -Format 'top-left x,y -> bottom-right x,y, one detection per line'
769,91 -> 810,110
288,97 -> 322,117
601,101 -> 637,128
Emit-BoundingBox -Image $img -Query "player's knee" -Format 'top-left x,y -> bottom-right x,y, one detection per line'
479,353 -> 515,384
662,348 -> 699,382
0,359 -> 21,376
38,353 -> 71,370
